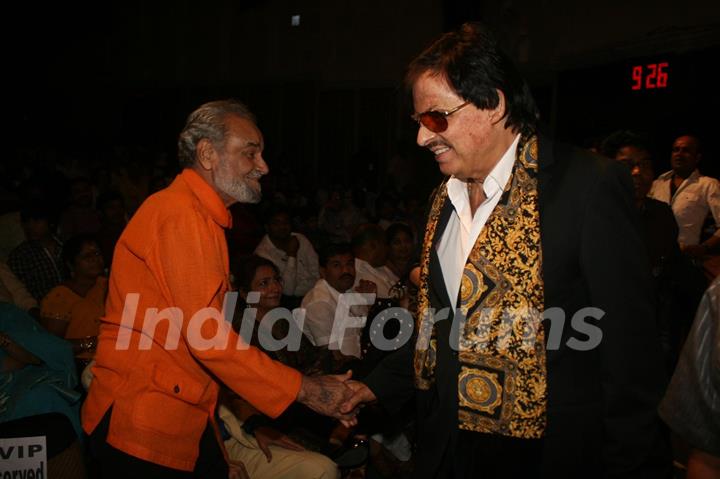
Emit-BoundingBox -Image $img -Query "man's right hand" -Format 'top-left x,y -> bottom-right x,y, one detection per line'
338,380 -> 377,427
297,371 -> 356,422
355,279 -> 377,295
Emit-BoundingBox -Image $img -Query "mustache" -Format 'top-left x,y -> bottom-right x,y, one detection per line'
425,140 -> 450,150
246,170 -> 264,180
340,274 -> 354,281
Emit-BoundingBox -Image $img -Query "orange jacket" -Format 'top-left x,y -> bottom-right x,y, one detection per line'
82,169 -> 302,471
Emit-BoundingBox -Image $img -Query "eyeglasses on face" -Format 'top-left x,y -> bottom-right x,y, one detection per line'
411,101 -> 470,133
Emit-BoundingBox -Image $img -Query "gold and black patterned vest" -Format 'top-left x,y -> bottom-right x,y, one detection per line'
414,135 -> 547,439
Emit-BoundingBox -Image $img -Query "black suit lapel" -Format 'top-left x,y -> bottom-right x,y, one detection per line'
537,135 -> 558,362
537,134 -> 556,217
428,196 -> 454,309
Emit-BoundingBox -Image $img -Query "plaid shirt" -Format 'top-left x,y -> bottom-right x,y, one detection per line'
7,238 -> 65,301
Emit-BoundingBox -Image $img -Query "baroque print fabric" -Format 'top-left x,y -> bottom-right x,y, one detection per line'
414,136 -> 547,439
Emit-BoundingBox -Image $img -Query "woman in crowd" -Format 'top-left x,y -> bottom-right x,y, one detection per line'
219,255 -> 350,479
40,234 -> 107,367
0,302 -> 86,478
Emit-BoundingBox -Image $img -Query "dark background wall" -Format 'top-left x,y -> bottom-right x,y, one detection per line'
5,0 -> 720,190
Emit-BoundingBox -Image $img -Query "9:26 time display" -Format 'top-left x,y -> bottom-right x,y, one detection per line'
631,62 -> 669,90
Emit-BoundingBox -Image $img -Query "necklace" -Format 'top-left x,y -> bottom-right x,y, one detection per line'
466,178 -> 484,191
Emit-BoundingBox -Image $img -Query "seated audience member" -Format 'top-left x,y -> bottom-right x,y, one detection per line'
399,188 -> 427,245
0,261 -> 39,315
298,210 -> 326,254
40,234 -> 106,364
231,254 -> 331,374
0,177 -> 47,262
374,195 -> 400,230
95,190 -> 128,269
649,135 -> 720,258
302,243 -> 376,361
659,277 -> 720,478
218,400 -> 340,479
352,224 -> 398,299
341,189 -> 370,238
0,303 -> 86,478
219,255 -> 343,478
384,223 -> 415,281
0,210 -> 24,262
58,177 -> 102,240
255,206 -> 320,306
318,187 -> 351,244
8,203 -> 64,302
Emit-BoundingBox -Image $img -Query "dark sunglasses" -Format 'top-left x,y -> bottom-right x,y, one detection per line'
411,101 -> 470,133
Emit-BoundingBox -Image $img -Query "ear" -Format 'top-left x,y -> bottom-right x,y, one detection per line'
490,89 -> 507,125
196,139 -> 219,171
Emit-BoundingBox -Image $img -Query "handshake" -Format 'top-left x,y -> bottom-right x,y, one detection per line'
296,371 -> 376,427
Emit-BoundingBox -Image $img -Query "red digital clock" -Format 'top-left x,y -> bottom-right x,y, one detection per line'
631,62 -> 669,90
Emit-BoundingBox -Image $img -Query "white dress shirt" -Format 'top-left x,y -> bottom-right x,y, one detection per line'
648,169 -> 720,246
299,279 -> 365,358
437,134 -> 520,306
353,257 -> 399,299
254,232 -> 320,297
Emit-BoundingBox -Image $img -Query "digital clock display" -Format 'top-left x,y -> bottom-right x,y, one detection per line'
631,62 -> 669,90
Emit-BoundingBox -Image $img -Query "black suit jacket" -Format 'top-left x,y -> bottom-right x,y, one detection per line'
364,136 -> 671,478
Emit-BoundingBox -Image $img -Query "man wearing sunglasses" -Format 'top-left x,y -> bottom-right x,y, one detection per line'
342,22 -> 670,478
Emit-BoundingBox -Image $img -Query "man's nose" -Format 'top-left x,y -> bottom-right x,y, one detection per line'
255,154 -> 269,175
416,124 -> 435,147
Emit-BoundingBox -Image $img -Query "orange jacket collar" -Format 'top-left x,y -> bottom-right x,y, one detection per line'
178,168 -> 232,229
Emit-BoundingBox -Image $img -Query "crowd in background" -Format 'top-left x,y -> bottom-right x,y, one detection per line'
0,128 -> 718,477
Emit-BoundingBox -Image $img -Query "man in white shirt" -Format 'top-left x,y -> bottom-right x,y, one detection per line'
649,135 -> 720,258
300,243 -> 375,360
255,206 -> 320,302
352,223 -> 399,299
341,22 -> 669,478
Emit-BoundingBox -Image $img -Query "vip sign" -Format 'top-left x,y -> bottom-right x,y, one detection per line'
0,436 -> 47,478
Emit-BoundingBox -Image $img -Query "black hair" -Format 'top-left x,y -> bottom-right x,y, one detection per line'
351,224 -> 386,251
318,243 -> 353,268
600,130 -> 652,159
230,255 -> 279,293
20,202 -> 54,223
406,22 -> 539,137
385,223 -> 414,244
263,204 -> 291,224
62,234 -> 99,270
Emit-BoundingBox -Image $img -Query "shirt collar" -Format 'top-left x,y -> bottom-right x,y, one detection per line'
659,168 -> 700,182
446,133 -> 520,208
320,278 -> 343,300
178,168 -> 232,228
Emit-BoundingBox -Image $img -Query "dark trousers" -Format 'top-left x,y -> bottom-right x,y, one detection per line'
436,429 -> 543,478
89,408 -> 228,479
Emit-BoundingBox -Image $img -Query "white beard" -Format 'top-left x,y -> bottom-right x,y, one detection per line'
217,175 -> 260,203
215,162 -> 261,204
